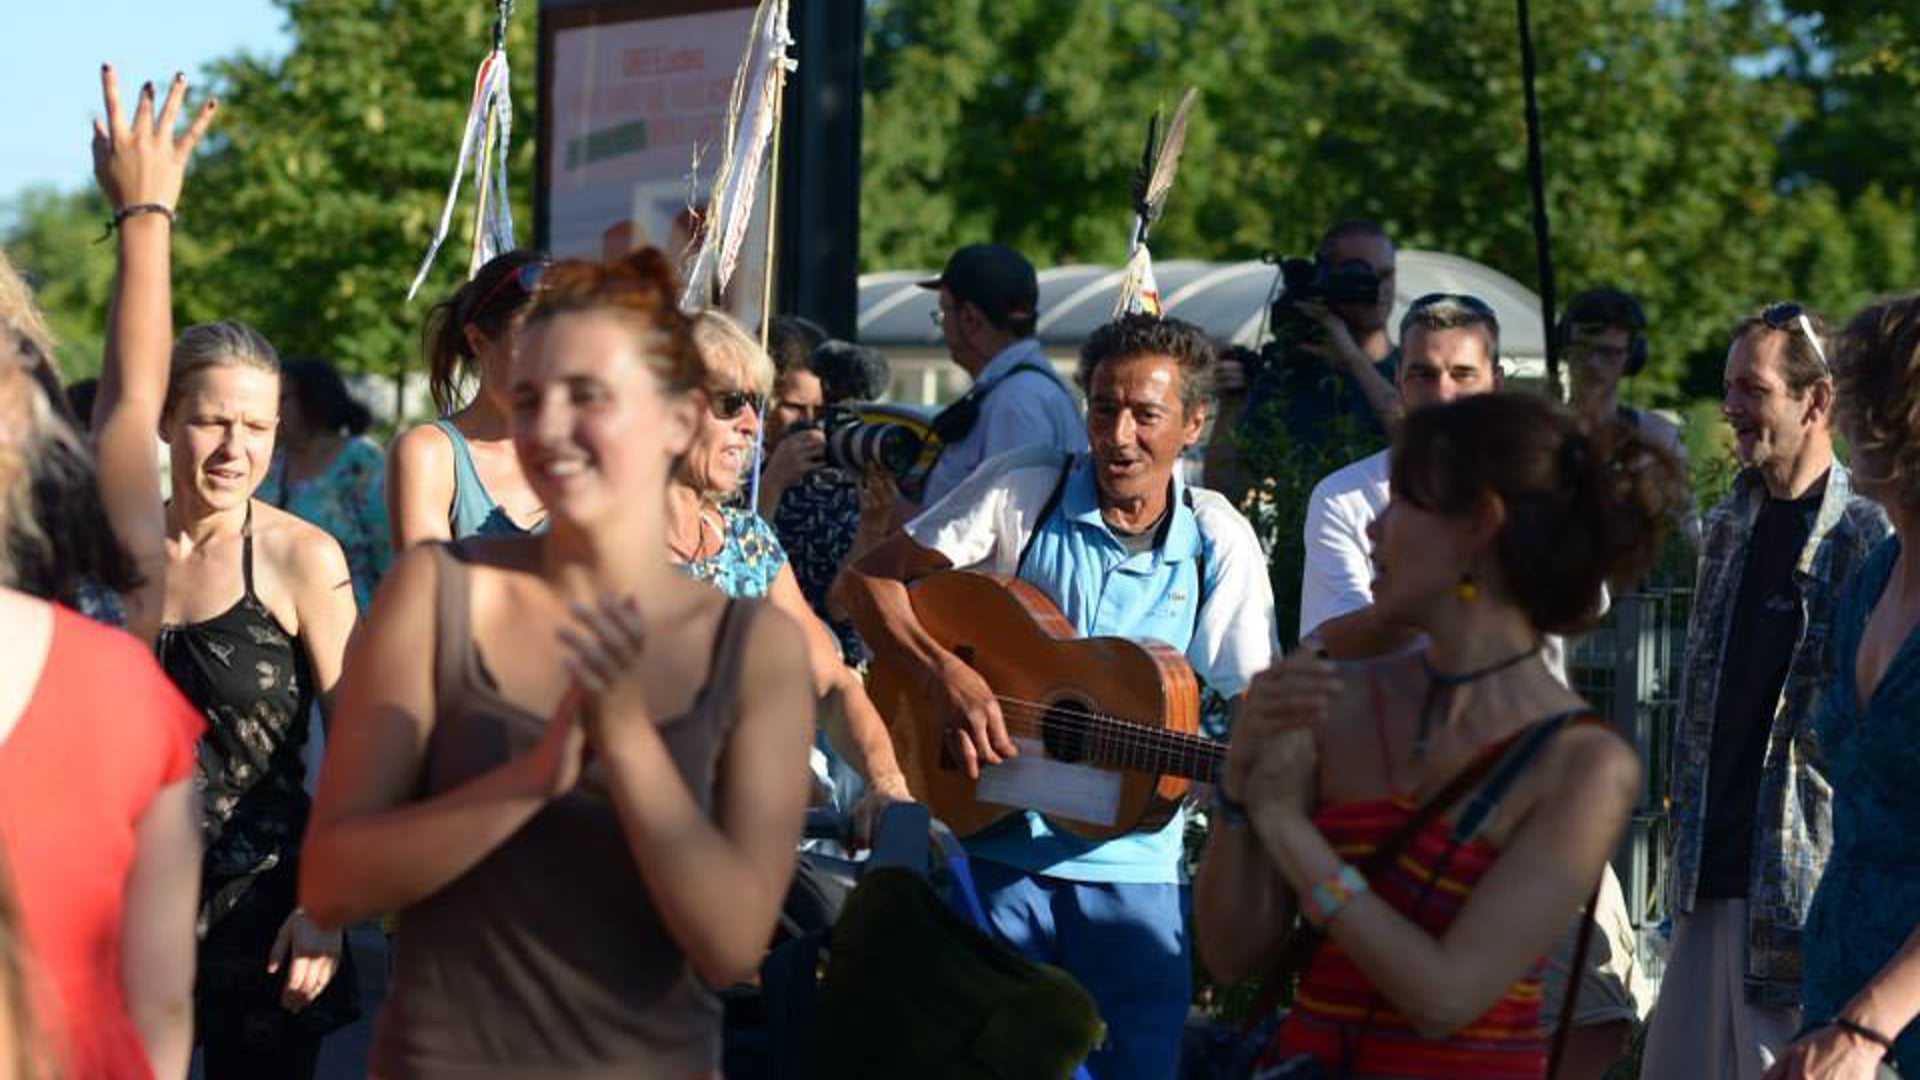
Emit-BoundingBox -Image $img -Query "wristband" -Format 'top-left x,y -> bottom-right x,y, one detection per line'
1304,863 -> 1369,928
1212,787 -> 1250,828
96,203 -> 176,243
1829,1016 -> 1896,1057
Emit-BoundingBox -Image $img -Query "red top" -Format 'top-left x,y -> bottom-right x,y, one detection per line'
1262,795 -> 1548,1079
0,606 -> 204,1080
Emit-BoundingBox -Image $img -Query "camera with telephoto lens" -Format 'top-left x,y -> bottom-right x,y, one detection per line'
797,341 -> 923,475
1242,254 -> 1386,385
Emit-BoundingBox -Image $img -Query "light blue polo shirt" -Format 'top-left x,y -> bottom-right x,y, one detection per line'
940,453 -> 1201,884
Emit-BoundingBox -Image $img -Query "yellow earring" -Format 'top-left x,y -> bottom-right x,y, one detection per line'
1455,573 -> 1479,603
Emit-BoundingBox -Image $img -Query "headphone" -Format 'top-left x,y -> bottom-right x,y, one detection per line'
1556,287 -> 1648,376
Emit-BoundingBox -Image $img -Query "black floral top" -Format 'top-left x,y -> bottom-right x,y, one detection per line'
155,513 -> 316,931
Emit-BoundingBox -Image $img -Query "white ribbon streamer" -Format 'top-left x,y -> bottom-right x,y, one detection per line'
680,0 -> 795,310
408,45 -> 517,302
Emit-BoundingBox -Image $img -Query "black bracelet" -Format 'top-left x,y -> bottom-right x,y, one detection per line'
95,203 -> 176,243
1212,787 -> 1250,827
1830,1015 -> 1897,1056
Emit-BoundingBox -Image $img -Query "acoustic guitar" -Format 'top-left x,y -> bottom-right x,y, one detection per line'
864,570 -> 1224,841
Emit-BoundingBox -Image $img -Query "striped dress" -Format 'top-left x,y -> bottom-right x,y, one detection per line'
1259,796 -> 1548,1078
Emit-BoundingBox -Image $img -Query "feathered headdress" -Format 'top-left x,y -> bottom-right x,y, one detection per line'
1113,87 -> 1198,318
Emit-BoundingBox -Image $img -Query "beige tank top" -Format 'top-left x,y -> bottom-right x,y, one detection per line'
370,543 -> 757,1079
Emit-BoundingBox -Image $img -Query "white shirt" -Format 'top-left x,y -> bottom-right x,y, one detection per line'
919,339 -> 1088,507
1295,447 -> 1592,681
1298,449 -> 1391,640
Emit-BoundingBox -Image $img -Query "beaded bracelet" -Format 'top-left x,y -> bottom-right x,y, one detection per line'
96,203 -> 176,243
1305,863 -> 1369,927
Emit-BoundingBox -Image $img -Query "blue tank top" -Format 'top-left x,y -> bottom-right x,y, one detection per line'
433,418 -> 545,539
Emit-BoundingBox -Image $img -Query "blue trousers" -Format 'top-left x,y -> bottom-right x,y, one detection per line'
968,860 -> 1189,1080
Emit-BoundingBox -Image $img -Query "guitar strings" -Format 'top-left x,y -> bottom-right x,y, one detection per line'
973,694 -> 1225,762
986,692 -> 1218,746
987,699 -> 1221,756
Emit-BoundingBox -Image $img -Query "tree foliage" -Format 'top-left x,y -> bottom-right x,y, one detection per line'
4,0 -> 1915,415
861,0 -> 1920,404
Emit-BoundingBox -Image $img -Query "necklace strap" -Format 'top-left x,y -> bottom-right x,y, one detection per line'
1425,641 -> 1545,686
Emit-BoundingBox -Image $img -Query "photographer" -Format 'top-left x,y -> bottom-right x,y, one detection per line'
755,315 -> 830,518
1206,219 -> 1400,503
765,339 -> 914,663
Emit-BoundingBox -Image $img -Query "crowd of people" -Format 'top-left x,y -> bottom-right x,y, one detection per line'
2,62 -> 1920,1080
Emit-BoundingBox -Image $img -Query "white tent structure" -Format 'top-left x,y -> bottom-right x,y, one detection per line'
856,250 -> 1549,406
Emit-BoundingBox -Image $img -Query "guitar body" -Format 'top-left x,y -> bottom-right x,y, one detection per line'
866,571 -> 1205,841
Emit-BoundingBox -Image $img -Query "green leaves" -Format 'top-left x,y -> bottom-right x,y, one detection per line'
861,0 -> 1919,407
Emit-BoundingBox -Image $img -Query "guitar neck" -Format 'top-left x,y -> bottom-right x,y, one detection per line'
1083,718 -> 1224,783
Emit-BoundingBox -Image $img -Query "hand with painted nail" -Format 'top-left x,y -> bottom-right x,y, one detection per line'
91,64 -> 217,213
557,596 -> 657,746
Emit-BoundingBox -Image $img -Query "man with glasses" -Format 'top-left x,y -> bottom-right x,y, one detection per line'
1642,304 -> 1891,1080
915,243 -> 1085,507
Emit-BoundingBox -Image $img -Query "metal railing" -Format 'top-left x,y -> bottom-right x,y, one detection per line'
1566,586 -> 1692,933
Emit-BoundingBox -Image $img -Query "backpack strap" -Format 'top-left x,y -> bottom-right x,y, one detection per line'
1183,486 -> 1210,637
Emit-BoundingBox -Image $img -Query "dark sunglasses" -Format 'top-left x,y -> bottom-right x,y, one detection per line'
471,260 -> 549,315
707,389 -> 760,421
1760,301 -> 1829,370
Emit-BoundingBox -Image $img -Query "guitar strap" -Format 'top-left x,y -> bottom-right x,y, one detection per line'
1014,456 -> 1211,640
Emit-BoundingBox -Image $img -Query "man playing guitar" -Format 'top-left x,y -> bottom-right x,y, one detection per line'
842,313 -> 1277,1080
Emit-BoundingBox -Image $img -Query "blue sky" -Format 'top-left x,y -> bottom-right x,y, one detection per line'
5,1 -> 290,209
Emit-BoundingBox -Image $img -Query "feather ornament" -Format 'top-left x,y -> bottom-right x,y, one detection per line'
1115,87 -> 1198,318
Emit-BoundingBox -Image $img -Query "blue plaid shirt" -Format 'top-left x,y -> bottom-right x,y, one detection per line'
1669,463 -> 1889,1007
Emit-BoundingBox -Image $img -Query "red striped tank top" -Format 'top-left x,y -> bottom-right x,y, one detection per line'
1259,795 -> 1548,1078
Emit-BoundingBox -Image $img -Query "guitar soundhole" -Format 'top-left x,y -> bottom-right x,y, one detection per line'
1041,698 -> 1098,763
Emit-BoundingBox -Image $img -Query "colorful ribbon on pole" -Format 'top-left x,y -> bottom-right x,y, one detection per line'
407,0 -> 518,302
679,0 -> 796,312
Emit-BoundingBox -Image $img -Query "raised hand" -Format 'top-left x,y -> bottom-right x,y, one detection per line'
91,64 -> 217,213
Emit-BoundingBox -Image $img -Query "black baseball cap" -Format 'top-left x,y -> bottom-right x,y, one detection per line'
918,243 -> 1039,325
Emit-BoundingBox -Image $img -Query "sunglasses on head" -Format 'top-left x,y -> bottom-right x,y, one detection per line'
1407,291 -> 1499,320
707,389 -> 760,421
1760,301 -> 1829,370
471,260 -> 549,316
